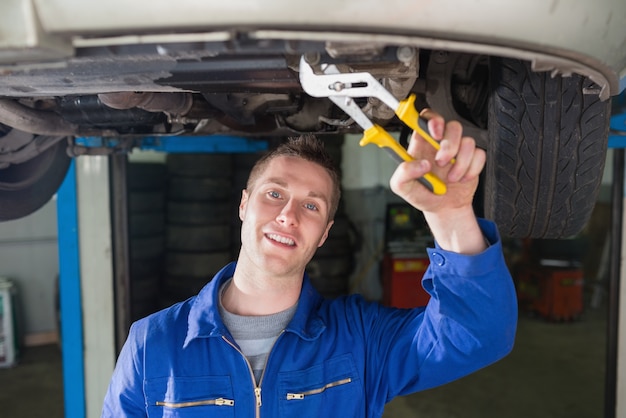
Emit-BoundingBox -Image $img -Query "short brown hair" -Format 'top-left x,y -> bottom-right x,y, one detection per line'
246,135 -> 341,221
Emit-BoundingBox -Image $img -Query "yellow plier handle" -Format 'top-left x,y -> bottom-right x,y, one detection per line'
396,94 -> 456,164
360,124 -> 447,195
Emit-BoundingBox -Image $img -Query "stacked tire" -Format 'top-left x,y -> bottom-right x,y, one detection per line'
306,136 -> 357,298
127,162 -> 167,322
162,154 -> 233,307
230,153 -> 265,258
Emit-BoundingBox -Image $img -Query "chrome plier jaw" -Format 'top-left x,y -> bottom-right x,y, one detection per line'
298,56 -> 446,195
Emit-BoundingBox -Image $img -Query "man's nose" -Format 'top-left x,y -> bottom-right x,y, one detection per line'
276,200 -> 298,226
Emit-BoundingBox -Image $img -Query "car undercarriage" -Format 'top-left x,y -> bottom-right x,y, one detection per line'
0,32 -> 615,238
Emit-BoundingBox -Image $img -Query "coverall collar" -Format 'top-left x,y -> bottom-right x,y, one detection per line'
184,261 -> 326,347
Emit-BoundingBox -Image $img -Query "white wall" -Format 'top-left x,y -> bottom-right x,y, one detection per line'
341,134 -> 398,190
0,198 -> 59,343
340,134 -> 401,299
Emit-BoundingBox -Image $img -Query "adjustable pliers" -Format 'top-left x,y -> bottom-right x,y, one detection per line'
299,56 -> 447,195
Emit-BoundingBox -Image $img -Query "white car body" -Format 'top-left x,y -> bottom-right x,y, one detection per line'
0,0 -> 623,238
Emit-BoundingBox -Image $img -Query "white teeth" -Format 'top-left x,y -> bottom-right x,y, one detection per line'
268,233 -> 295,246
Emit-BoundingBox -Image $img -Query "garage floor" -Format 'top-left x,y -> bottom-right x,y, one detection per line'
0,304 -> 608,417
384,306 -> 607,417
0,343 -> 64,417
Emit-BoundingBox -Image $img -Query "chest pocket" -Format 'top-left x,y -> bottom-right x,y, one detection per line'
145,376 -> 235,418
277,353 -> 362,417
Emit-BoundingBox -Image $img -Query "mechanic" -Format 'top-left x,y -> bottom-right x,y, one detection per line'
102,111 -> 517,417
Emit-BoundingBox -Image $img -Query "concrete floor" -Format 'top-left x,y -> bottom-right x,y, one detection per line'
0,344 -> 64,418
384,307 -> 607,417
0,305 -> 607,417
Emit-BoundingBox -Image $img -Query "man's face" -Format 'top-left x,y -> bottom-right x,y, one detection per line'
238,155 -> 334,278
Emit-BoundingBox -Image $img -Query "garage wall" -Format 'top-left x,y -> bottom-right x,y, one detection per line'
341,134 -> 403,300
0,141 -> 614,343
0,139 -> 394,345
0,198 -> 59,344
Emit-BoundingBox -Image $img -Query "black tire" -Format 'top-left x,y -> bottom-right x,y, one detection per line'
485,58 -> 610,238
127,162 -> 167,321
130,274 -> 161,317
234,152 -> 264,170
307,213 -> 356,298
131,274 -> 161,301
166,224 -> 231,252
129,212 -> 165,237
231,153 -> 261,257
0,137 -> 71,221
126,163 -> 167,191
164,154 -> 238,302
129,191 -> 165,213
129,258 -> 163,278
168,177 -> 232,201
167,201 -> 231,225
130,236 -> 165,260
166,154 -> 232,178
165,251 -> 231,277
161,275 -> 211,301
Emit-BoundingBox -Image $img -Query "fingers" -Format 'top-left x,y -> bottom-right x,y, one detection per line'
410,109 -> 463,165
409,109 -> 484,184
389,158 -> 432,197
447,137 -> 486,183
420,108 -> 445,139
434,120 -> 463,167
407,109 -> 443,156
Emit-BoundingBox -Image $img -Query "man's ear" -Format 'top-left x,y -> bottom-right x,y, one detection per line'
317,219 -> 334,248
239,189 -> 249,221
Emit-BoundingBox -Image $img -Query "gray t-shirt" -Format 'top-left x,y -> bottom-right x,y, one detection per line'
219,280 -> 297,384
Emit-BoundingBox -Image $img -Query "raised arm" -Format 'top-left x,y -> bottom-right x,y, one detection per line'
389,109 -> 486,254
371,112 -> 517,397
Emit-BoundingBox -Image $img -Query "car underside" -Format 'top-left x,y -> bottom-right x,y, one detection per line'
0,32 -> 615,238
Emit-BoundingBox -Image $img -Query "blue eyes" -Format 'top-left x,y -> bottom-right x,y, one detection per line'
267,190 -> 318,211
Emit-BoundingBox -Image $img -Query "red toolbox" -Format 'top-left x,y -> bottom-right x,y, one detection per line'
382,203 -> 432,309
382,255 -> 430,308
516,266 -> 584,321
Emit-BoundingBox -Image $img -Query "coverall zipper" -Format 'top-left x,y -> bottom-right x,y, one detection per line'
286,378 -> 353,400
222,330 -> 285,418
155,398 -> 235,407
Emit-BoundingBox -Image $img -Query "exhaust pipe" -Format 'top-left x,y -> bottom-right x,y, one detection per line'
0,99 -> 79,136
98,92 -> 193,115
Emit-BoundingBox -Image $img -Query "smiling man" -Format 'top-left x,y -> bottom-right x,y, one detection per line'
225,153 -> 337,315
103,115 -> 517,417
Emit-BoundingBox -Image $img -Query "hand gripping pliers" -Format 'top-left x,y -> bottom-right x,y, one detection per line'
298,56 -> 447,195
